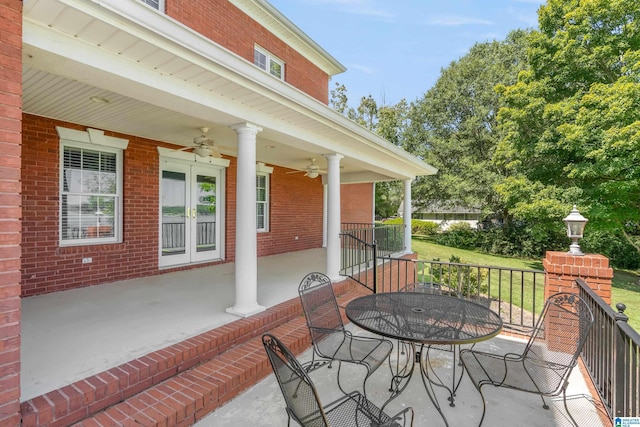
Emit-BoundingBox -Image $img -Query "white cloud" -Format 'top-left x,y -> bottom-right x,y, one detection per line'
427,15 -> 494,26
347,63 -> 376,74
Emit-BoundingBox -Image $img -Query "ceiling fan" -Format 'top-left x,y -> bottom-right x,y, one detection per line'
176,127 -> 222,158
286,158 -> 323,178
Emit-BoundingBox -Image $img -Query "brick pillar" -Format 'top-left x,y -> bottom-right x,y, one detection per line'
0,0 -> 23,426
543,251 -> 613,304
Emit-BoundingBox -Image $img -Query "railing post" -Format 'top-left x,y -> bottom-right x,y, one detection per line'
372,241 -> 377,294
614,303 -> 629,418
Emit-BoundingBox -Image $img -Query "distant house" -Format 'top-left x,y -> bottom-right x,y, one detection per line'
398,201 -> 482,230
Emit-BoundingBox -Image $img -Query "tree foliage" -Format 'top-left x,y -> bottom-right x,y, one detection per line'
496,0 -> 640,230
404,30 -> 530,219
330,0 -> 640,264
330,83 -> 409,217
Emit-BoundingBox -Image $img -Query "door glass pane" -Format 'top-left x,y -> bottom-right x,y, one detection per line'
161,171 -> 186,255
196,174 -> 216,253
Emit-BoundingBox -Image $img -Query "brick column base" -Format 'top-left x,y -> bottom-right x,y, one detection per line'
543,251 -> 613,304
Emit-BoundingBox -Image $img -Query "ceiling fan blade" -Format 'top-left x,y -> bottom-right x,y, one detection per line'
173,146 -> 195,153
209,146 -> 223,158
285,170 -> 305,174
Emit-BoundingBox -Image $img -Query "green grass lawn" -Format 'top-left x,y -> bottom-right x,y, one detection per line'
411,237 -> 640,331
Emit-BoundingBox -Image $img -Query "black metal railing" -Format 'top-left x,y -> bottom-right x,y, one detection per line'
339,231 -> 377,293
341,223 -> 404,256
377,256 -> 546,333
339,223 -> 404,292
579,278 -> 640,419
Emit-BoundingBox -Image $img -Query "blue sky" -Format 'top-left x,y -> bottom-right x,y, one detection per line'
269,0 -> 546,106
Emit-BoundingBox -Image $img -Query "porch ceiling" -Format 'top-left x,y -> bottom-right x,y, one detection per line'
21,0 -> 437,183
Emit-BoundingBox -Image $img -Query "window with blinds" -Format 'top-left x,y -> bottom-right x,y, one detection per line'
61,146 -> 120,244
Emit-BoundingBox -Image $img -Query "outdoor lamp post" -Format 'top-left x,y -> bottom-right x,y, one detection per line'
563,205 -> 588,256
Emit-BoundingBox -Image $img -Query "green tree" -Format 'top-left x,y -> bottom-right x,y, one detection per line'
405,30 -> 530,220
496,0 -> 640,234
330,82 -> 409,218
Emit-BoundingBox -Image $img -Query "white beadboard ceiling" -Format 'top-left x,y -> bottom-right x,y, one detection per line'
21,0 -> 437,182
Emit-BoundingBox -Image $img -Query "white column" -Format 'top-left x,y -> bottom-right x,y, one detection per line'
226,123 -> 265,317
403,178 -> 413,254
324,153 -> 343,280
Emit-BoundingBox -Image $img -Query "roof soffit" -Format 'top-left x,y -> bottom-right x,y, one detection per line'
22,0 -> 436,180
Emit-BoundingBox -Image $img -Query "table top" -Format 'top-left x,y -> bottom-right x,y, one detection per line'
345,292 -> 503,345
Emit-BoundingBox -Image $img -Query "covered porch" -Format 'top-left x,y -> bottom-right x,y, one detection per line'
20,247 -> 611,426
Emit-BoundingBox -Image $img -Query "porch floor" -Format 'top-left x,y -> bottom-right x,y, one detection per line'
21,248 -> 326,401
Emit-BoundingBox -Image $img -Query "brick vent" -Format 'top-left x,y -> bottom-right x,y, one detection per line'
20,279 -> 368,427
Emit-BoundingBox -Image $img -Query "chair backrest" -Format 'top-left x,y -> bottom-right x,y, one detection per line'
403,281 -> 459,297
298,273 -> 346,351
262,334 -> 328,426
523,292 -> 594,393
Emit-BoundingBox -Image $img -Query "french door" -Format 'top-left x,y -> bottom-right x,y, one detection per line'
159,162 -> 223,267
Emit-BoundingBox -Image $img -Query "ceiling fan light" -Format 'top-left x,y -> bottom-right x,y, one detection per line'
193,145 -> 212,157
306,170 -> 319,179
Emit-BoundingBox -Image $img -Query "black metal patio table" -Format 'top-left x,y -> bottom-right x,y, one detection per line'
345,292 -> 503,426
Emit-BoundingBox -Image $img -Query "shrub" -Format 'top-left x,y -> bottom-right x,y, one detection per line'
582,229 -> 640,269
382,218 -> 439,235
433,222 -> 478,249
429,255 -> 488,297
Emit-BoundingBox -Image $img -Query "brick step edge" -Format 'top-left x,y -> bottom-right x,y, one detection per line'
70,285 -> 368,427
20,279 -> 366,427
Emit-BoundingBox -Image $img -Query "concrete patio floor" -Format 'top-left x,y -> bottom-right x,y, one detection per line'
197,327 -> 610,427
20,248 -> 326,401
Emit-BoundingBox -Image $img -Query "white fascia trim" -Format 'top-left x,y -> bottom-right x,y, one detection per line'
56,126 -> 129,149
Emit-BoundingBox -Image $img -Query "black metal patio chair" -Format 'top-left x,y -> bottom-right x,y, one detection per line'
262,334 -> 414,427
460,292 -> 594,426
298,272 -> 393,397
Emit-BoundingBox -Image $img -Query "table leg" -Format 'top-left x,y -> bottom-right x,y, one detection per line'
380,342 -> 452,427
421,344 -> 468,408
376,340 -> 416,420
419,344 -> 453,427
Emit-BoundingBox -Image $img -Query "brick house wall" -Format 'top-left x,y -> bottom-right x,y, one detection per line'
166,0 -> 330,104
0,0 -> 22,425
257,167 -> 324,255
341,183 -> 374,224
21,115 -> 326,296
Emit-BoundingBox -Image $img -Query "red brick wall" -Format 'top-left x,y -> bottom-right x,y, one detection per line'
341,183 -> 373,223
21,115 -> 325,296
0,0 -> 22,425
166,0 -> 330,104
258,167 -> 324,254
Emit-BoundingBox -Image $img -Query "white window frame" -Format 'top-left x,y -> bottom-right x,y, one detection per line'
140,0 -> 165,12
57,127 -> 128,246
254,45 -> 285,80
256,162 -> 273,232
